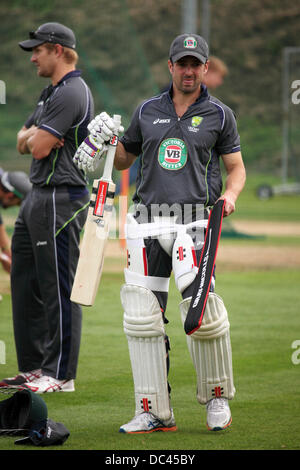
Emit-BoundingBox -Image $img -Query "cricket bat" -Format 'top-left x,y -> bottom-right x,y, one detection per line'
70,114 -> 122,306
184,199 -> 226,335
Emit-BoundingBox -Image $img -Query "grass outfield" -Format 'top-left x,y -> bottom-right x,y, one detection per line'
0,174 -> 300,453
0,267 -> 300,451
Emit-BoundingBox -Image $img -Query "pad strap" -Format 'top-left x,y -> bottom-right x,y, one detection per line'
124,268 -> 170,293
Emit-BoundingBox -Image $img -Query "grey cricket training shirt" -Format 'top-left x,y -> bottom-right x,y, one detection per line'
120,85 -> 241,208
24,70 -> 94,187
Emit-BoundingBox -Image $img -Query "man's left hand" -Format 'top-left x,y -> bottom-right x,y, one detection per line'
218,193 -> 236,217
73,135 -> 108,172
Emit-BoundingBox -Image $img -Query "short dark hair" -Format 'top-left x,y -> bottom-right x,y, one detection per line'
43,43 -> 78,65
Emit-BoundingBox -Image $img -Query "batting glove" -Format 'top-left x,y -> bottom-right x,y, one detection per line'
73,135 -> 108,172
88,111 -> 119,146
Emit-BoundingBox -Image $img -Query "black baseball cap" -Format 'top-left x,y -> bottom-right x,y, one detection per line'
19,22 -> 76,51
169,33 -> 209,64
0,170 -> 32,199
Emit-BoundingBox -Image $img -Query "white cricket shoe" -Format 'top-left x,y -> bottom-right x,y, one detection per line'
24,375 -> 75,393
0,369 -> 42,388
119,410 -> 177,434
206,398 -> 232,431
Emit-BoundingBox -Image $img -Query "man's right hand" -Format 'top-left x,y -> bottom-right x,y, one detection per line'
87,112 -> 119,147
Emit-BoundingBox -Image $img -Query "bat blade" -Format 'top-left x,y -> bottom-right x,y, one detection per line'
184,199 -> 225,335
71,114 -> 121,307
70,178 -> 115,306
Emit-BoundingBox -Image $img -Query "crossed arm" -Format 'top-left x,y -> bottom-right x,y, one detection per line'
17,125 -> 64,159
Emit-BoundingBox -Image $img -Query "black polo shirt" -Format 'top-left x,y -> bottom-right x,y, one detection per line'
25,70 -> 94,187
120,85 -> 240,208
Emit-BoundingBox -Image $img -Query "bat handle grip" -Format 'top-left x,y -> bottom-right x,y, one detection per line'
102,114 -> 122,182
113,114 -> 122,132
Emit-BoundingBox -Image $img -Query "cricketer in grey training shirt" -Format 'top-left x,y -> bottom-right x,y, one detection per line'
24,70 -> 94,187
120,85 -> 240,209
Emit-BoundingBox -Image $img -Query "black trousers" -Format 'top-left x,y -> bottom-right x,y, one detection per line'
11,186 -> 89,380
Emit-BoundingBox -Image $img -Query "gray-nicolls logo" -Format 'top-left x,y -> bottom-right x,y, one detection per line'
192,228 -> 212,308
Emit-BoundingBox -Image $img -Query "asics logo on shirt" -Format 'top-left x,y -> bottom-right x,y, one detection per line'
153,118 -> 171,124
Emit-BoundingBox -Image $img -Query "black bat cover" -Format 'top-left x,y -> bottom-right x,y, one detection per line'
184,199 -> 226,335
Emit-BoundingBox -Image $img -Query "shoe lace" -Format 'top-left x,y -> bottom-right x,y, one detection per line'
23,370 -> 42,381
208,398 -> 227,411
134,412 -> 161,428
27,375 -> 44,384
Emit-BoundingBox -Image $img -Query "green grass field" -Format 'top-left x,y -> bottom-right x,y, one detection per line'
0,174 -> 300,453
1,271 -> 300,452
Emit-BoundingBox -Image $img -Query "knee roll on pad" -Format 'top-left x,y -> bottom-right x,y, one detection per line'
122,284 -> 165,338
180,293 -> 235,404
121,284 -> 171,420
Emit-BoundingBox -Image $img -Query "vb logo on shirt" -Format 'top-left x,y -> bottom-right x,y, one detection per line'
158,138 -> 187,170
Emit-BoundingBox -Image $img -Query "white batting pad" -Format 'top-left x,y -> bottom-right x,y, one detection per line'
121,284 -> 171,420
180,293 -> 235,404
